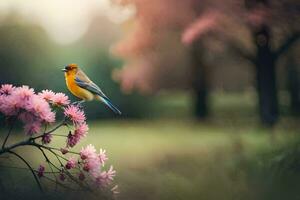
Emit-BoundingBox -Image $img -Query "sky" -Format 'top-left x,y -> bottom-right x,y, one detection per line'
0,0 -> 134,45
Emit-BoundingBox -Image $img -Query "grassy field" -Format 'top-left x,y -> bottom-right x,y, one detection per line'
86,120 -> 300,200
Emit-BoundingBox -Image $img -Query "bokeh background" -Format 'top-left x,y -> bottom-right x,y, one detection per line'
0,0 -> 300,199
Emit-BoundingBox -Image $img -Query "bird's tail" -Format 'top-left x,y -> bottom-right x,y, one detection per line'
97,96 -> 122,115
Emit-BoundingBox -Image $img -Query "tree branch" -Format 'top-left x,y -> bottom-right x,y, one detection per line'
31,120 -> 67,141
2,117 -> 17,149
8,150 -> 43,192
275,32 -> 300,60
227,39 -> 256,63
0,138 -> 32,155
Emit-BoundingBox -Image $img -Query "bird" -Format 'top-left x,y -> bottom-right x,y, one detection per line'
62,63 -> 121,115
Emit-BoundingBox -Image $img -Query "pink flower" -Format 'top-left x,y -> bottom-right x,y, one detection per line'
14,85 -> 34,101
74,122 -> 89,138
41,111 -> 56,123
18,112 -> 35,124
52,93 -> 70,106
64,105 -> 86,124
0,84 -> 15,96
39,90 -> 69,106
24,121 -> 42,136
83,158 -> 100,172
41,133 -> 52,144
0,96 -> 7,115
96,166 -> 116,186
0,85 -> 56,123
80,145 -> 101,173
65,157 -> 77,169
37,165 -> 45,178
98,149 -> 108,166
80,144 -> 96,160
67,133 -> 80,147
0,94 -> 22,116
27,95 -> 55,123
0,85 -> 35,115
66,123 -> 89,147
38,90 -> 55,102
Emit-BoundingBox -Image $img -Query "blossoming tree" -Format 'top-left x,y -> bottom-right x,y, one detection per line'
111,0 -> 299,124
0,84 -> 118,198
111,0 -> 219,119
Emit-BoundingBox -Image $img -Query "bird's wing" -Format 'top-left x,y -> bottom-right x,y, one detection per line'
75,69 -> 108,98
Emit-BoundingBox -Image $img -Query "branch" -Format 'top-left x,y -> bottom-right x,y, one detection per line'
275,32 -> 300,60
227,39 -> 256,63
8,150 -> 43,192
0,165 -> 62,174
2,116 -> 17,149
42,147 -> 91,191
34,143 -> 79,157
42,175 -> 77,191
0,138 -> 32,155
31,120 -> 67,140
0,164 -> 77,191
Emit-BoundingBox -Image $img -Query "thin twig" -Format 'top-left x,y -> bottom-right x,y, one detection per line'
42,175 -> 77,191
48,160 -> 58,191
2,117 -> 17,149
51,134 -> 68,137
47,146 -> 79,155
8,150 -> 43,192
0,138 -> 32,155
37,147 -> 61,171
31,120 -> 66,140
0,165 -> 62,174
38,146 -> 59,191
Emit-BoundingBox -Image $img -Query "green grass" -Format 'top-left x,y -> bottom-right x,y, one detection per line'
85,120 -> 290,166
82,120 -> 298,200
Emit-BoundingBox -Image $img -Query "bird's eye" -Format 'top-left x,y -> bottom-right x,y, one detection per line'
65,66 -> 71,71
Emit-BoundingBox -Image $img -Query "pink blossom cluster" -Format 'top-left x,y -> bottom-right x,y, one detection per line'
65,156 -> 77,169
0,84 -> 117,194
57,145 -> 115,189
0,85 -> 60,135
64,105 -> 89,147
38,90 -> 70,106
80,144 -> 114,186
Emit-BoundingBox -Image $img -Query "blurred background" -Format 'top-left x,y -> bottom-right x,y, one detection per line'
0,0 -> 300,199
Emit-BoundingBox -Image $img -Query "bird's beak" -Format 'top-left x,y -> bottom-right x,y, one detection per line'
61,68 -> 67,72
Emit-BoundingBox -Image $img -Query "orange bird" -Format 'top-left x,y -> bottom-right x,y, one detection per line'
62,64 -> 121,115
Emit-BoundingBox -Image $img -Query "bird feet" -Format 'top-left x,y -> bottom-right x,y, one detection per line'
72,100 -> 85,109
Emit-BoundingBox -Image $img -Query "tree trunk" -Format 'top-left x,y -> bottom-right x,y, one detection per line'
253,26 -> 279,125
191,42 -> 208,119
287,52 -> 300,116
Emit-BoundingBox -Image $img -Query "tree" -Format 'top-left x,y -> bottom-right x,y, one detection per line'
111,0 -> 220,119
224,0 -> 300,125
286,46 -> 300,116
111,0 -> 300,124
